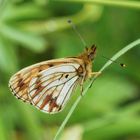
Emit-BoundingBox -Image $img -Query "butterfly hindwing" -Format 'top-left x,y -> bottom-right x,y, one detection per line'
28,68 -> 79,113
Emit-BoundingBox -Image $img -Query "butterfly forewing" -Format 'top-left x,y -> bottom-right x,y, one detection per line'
9,58 -> 84,114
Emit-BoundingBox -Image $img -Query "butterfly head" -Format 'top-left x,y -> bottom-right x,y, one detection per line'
85,44 -> 97,61
78,44 -> 97,62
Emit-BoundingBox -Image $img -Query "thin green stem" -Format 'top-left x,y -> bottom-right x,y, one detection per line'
53,39 -> 140,140
22,4 -> 103,34
55,0 -> 140,10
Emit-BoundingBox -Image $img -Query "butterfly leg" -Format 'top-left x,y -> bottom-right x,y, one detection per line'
89,71 -> 101,88
91,71 -> 101,77
80,78 -> 84,96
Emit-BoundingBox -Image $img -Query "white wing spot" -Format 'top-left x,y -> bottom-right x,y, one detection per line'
56,76 -> 78,106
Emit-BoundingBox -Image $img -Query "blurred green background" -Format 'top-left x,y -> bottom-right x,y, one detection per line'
0,0 -> 140,140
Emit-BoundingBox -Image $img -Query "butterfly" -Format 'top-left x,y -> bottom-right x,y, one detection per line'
9,45 -> 100,114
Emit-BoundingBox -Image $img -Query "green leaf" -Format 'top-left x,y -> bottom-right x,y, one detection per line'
0,24 -> 47,52
0,37 -> 18,74
21,4 -> 103,34
1,3 -> 48,21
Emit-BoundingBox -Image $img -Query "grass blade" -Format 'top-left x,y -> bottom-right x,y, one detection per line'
0,24 -> 46,52
55,0 -> 140,10
0,37 -> 18,74
53,39 -> 140,140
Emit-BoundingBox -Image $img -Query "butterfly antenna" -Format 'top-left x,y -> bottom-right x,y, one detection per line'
67,20 -> 126,68
68,19 -> 87,47
101,55 -> 126,68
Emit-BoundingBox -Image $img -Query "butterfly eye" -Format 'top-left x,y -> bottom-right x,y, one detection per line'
91,44 -> 96,49
88,52 -> 94,60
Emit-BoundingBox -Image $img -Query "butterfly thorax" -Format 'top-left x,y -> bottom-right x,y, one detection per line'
77,45 -> 97,79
